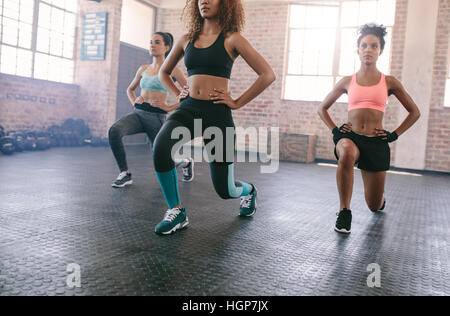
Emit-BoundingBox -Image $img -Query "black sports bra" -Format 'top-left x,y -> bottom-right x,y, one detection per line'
184,32 -> 234,79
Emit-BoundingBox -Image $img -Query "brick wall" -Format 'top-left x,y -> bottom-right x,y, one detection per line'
384,0 -> 408,164
426,0 -> 450,172
0,0 -> 124,138
0,74 -> 80,132
157,1 -> 415,165
1,0 -> 449,172
74,0 -> 123,138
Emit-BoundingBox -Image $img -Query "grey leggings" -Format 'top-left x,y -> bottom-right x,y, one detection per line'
109,108 -> 166,172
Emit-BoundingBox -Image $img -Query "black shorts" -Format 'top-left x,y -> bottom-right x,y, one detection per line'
333,131 -> 391,172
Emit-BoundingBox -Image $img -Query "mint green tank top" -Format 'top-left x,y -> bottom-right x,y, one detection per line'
140,72 -> 169,94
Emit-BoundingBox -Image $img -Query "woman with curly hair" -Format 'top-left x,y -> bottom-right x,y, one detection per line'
318,24 -> 421,234
152,0 -> 276,235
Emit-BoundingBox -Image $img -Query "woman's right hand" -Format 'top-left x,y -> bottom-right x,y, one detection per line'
332,123 -> 352,135
135,96 -> 145,105
177,86 -> 189,103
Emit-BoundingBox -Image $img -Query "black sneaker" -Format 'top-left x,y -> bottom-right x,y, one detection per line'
182,158 -> 194,182
335,209 -> 352,234
112,172 -> 132,188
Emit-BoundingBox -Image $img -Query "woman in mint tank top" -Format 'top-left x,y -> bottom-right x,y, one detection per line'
108,32 -> 195,188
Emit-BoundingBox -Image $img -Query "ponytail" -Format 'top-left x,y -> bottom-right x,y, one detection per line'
155,32 -> 174,57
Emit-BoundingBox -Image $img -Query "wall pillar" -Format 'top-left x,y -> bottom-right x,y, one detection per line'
394,0 -> 439,169
74,0 -> 123,137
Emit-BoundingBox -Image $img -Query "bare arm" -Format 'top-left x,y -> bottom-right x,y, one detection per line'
127,65 -> 146,106
159,34 -> 188,97
386,76 -> 421,136
171,66 -> 187,88
227,33 -> 276,109
150,66 -> 189,112
211,33 -> 276,110
317,77 -> 351,131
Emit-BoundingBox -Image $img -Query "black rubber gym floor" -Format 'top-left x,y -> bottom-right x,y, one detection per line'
0,145 -> 449,296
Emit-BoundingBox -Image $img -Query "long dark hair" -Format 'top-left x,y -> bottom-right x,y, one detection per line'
154,32 -> 174,57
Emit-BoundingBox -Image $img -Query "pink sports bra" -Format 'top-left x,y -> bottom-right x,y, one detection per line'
347,73 -> 388,113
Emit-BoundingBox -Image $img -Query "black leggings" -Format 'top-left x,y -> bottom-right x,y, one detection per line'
109,108 -> 166,172
152,97 -> 252,208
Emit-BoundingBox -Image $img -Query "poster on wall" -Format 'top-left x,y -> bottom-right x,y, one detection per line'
81,12 -> 108,61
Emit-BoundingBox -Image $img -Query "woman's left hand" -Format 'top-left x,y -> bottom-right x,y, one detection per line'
210,88 -> 239,109
177,85 -> 189,103
375,128 -> 399,142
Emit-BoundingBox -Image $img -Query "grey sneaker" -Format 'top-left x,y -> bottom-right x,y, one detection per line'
112,172 -> 132,188
182,158 -> 194,182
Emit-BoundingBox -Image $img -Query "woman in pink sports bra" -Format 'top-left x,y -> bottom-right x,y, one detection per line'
318,24 -> 421,234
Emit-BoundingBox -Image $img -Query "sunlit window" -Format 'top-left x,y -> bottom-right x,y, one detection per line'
445,46 -> 450,108
120,0 -> 155,50
0,0 -> 77,83
285,0 -> 396,102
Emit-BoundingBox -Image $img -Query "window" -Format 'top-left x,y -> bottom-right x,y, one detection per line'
445,43 -> 450,108
120,0 -> 155,50
0,0 -> 77,83
284,0 -> 396,102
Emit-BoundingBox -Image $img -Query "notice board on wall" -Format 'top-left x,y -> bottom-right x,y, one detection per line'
81,12 -> 108,61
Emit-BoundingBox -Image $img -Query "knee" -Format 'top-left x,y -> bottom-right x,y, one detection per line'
217,190 -> 232,200
367,200 -> 383,212
338,149 -> 358,168
212,180 -> 233,200
108,125 -> 122,141
213,184 -> 232,200
152,134 -> 174,172
153,134 -> 169,160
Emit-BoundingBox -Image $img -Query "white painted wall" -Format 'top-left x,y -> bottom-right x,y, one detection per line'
394,0 -> 439,169
120,0 -> 155,49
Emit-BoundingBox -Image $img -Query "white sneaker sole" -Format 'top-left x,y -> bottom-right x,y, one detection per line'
335,227 -> 351,234
158,218 -> 190,235
111,180 -> 133,188
240,207 -> 257,217
240,187 -> 257,217
182,159 -> 195,182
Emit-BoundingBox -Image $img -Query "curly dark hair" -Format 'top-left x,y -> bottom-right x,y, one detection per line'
357,23 -> 388,51
182,0 -> 245,42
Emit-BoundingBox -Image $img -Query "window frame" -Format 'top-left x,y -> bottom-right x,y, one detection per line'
0,0 -> 77,83
120,0 -> 157,50
282,0 -> 396,102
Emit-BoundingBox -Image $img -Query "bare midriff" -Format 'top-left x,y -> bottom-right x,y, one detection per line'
139,90 -> 168,104
348,108 -> 384,136
188,74 -> 230,101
